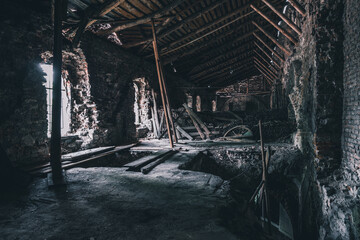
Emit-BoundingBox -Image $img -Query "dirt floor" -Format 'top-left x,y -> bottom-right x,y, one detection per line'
0,149 -> 267,240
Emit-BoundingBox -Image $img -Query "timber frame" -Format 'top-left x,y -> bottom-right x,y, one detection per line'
64,0 -> 305,88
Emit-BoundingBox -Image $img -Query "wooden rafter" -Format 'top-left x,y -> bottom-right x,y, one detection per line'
288,0 -> 306,17
254,57 -> 278,77
254,41 -> 281,69
198,61 -> 254,84
261,0 -> 302,35
190,45 -> 254,80
254,59 -> 276,80
254,50 -> 279,73
120,0 -> 229,47
73,0 -> 126,46
254,65 -> 274,85
253,32 -> 284,62
99,0 -> 187,35
252,21 -> 291,56
250,4 -> 298,45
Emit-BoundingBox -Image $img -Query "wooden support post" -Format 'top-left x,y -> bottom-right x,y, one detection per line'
159,62 -> 178,143
261,0 -> 302,35
250,4 -> 298,45
50,0 -> 65,185
252,21 -> 291,56
259,120 -> 272,234
253,33 -> 285,63
151,19 -> 173,148
254,42 -> 281,69
288,0 -> 306,17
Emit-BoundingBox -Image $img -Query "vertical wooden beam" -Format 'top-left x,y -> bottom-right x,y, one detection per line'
159,61 -> 178,143
151,19 -> 174,148
252,21 -> 291,56
250,4 -> 298,45
288,0 -> 306,17
261,0 -> 302,35
253,32 -> 285,62
50,0 -> 65,184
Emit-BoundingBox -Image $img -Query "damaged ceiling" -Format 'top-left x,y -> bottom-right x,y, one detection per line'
65,0 -> 300,88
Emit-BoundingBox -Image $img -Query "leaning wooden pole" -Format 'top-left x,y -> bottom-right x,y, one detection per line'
50,0 -> 65,184
159,62 -> 178,143
151,19 -> 173,148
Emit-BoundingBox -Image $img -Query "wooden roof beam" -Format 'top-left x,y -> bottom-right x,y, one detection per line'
98,0 -> 187,35
254,59 -> 277,80
119,0 -> 228,46
253,32 -> 284,62
254,50 -> 279,73
254,41 -> 281,69
261,0 -> 302,35
190,45 -> 254,80
73,0 -> 126,46
288,0 -> 306,17
198,61 -> 254,84
250,4 -> 298,45
161,13 -> 251,56
210,69 -> 258,87
254,65 -> 274,85
254,57 -> 278,78
252,21 -> 291,56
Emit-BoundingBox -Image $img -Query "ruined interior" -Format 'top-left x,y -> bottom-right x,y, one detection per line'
0,0 -> 359,239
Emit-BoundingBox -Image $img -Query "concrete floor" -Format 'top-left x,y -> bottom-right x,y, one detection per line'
0,150 -> 245,240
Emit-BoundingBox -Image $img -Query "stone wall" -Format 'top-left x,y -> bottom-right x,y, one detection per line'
216,75 -> 270,112
280,0 -> 360,238
0,1 -> 52,166
341,0 -> 360,238
0,0 -> 190,165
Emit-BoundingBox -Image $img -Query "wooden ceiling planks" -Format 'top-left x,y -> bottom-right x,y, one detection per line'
66,0 -> 301,87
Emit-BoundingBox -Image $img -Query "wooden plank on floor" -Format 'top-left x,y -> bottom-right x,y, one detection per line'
124,149 -> 173,171
141,150 -> 177,174
31,143 -> 138,175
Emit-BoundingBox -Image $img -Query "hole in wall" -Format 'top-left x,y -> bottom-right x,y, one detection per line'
39,63 -> 71,138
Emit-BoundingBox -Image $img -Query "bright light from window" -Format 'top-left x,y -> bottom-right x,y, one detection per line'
40,64 -> 71,137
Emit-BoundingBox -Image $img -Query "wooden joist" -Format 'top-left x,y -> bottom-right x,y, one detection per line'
254,41 -> 281,69
192,50 -> 254,81
261,0 -> 302,35
121,0 -> 229,48
288,0 -> 306,17
73,0 -> 127,46
189,40 -> 254,79
252,21 -> 291,56
99,0 -> 186,35
250,4 -> 298,45
253,32 -> 285,62
254,63 -> 275,84
254,51 -> 279,73
198,62 -> 254,84
254,58 -> 278,79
